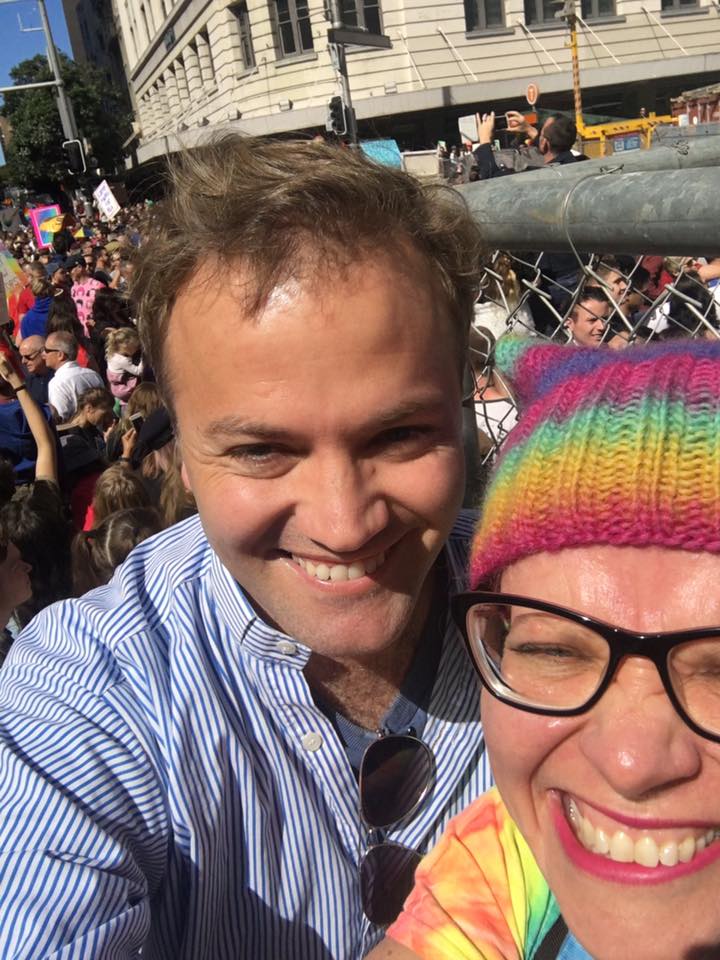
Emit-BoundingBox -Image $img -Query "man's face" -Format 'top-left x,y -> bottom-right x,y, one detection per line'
70,263 -> 84,283
43,338 -> 64,370
170,252 -> 466,658
20,343 -> 47,375
567,298 -> 610,347
604,270 -> 628,302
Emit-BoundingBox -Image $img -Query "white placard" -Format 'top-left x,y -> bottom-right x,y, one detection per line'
93,179 -> 121,220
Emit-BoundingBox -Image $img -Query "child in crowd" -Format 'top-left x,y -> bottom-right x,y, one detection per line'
71,506 -> 162,595
105,327 -> 144,407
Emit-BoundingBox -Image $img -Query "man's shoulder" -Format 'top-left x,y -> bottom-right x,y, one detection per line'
10,516 -> 215,693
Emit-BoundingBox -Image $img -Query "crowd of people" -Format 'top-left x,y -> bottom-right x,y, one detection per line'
0,209 -> 195,652
0,136 -> 718,960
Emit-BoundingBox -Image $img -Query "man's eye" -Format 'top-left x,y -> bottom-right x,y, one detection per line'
228,444 -> 284,463
374,426 -> 432,448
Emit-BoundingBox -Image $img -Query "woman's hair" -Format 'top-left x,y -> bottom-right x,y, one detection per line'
91,287 -> 132,332
68,387 -> 114,426
47,295 -> 84,341
105,326 -> 140,358
479,253 -> 521,309
159,443 -> 196,526
662,272 -> 717,339
71,506 -> 162,595
0,484 -> 73,627
125,382 -> 162,420
29,275 -> 54,299
91,463 -> 152,526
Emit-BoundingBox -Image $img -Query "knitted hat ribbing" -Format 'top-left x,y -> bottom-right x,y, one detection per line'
469,337 -> 720,589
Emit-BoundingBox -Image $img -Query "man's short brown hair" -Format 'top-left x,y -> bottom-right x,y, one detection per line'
132,135 -> 485,399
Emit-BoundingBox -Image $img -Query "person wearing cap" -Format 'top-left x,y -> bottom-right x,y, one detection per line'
47,260 -> 71,296
67,253 -> 105,336
0,136 -> 491,959
372,337 -> 720,960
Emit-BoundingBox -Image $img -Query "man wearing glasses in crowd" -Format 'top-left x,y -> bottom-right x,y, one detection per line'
0,137 -> 492,959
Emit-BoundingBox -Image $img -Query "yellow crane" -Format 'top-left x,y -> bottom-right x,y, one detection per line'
559,0 -> 677,155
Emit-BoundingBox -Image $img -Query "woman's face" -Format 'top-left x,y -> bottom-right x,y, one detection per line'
86,404 -> 114,429
0,542 -> 32,613
485,545 -> 720,960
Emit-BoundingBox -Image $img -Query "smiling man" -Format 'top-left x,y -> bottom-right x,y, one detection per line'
0,136 -> 492,959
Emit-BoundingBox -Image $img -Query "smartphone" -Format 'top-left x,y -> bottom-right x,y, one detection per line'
129,413 -> 144,432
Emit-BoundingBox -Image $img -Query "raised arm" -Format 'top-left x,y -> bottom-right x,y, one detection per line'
0,352 -> 57,484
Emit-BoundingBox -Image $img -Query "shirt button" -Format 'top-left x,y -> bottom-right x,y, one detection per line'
277,640 -> 297,656
301,732 -> 323,752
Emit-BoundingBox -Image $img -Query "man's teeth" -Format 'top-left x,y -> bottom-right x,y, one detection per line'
567,798 -> 718,869
292,551 -> 386,582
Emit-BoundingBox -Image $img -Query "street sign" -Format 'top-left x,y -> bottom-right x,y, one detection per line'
327,27 -> 392,48
526,82 -> 540,107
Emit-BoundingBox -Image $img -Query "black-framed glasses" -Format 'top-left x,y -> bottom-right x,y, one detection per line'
359,731 -> 435,926
20,349 -> 41,363
42,348 -> 62,354
452,591 -> 720,743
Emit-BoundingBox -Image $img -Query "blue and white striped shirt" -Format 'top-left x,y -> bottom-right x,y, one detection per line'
0,511 -> 491,960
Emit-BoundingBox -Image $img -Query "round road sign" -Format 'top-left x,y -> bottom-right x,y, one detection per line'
526,83 -> 540,107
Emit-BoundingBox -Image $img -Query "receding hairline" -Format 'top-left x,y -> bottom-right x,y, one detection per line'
160,236 -> 468,399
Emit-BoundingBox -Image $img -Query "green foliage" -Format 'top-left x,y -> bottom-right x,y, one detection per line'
1,53 -> 131,188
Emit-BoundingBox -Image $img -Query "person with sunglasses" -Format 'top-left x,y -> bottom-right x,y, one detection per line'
372,337 -> 720,960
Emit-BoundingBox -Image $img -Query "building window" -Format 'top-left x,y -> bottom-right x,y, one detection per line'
231,2 -> 256,68
465,0 -> 504,30
340,0 -> 382,33
524,0 -> 559,23
660,0 -> 699,9
273,0 -> 314,57
580,0 -> 615,16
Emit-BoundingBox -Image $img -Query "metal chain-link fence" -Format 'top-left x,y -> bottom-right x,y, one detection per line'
470,248 -> 720,472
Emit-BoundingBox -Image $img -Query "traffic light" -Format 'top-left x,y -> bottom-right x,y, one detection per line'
326,96 -> 346,136
62,139 -> 86,175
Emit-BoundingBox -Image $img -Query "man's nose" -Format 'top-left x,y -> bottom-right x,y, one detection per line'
295,455 -> 390,555
578,658 -> 702,801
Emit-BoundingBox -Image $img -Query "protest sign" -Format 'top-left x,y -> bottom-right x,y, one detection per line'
93,180 -> 121,220
28,205 -> 62,249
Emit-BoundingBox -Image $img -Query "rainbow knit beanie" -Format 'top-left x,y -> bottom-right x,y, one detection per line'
469,337 -> 720,589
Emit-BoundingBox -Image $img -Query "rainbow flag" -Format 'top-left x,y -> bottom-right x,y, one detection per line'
0,242 -> 26,322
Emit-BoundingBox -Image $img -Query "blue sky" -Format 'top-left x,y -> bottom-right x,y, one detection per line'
0,0 -> 72,90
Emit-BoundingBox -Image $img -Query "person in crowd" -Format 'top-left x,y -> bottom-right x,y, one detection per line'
563,286 -> 611,347
473,252 -> 535,341
0,351 -> 69,634
469,326 -> 518,462
474,110 -> 585,180
47,295 -> 100,371
85,458 -> 152,529
0,135 -> 491,958
19,273 -> 54,340
104,326 -> 144,407
47,260 -> 71,296
67,253 -> 105,336
18,335 -> 52,406
372,337 -> 720,960
105,381 -> 163,463
88,287 -> 134,379
71,505 -> 162,596
128,408 -> 196,526
44,330 -> 104,422
596,256 -> 629,310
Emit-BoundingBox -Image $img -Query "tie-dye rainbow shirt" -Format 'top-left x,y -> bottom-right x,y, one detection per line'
387,787 -> 590,960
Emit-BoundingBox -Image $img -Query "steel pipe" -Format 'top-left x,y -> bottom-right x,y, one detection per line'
460,166 -> 720,255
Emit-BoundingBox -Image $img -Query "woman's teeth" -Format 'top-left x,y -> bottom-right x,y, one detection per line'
567,798 -> 718,868
292,551 -> 386,582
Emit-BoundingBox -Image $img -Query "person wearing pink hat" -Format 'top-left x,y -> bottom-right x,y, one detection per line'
372,336 -> 720,960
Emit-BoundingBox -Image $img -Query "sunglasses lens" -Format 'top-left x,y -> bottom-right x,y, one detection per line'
360,736 -> 435,829
360,842 -> 422,927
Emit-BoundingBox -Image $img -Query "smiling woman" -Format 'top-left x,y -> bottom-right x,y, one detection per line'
368,337 -> 720,960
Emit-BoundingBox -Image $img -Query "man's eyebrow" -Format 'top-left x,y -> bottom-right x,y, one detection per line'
205,416 -> 293,440
205,398 -> 443,439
